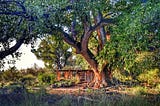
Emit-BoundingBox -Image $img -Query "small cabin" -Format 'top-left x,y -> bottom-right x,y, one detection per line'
56,70 -> 94,83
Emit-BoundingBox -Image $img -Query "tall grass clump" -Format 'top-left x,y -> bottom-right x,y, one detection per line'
0,86 -> 48,106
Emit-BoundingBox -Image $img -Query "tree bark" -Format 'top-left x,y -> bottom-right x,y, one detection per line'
81,50 -> 108,88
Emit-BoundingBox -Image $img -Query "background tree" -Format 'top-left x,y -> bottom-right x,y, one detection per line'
33,35 -> 71,70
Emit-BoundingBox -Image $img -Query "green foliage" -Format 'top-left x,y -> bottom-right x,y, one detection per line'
52,77 -> 79,88
112,69 -> 132,82
23,0 -> 110,36
38,73 -> 56,85
75,55 -> 90,69
137,69 -> 160,86
156,84 -> 160,93
96,1 -> 160,81
0,67 -> 56,87
21,74 -> 36,86
33,36 -> 71,69
0,67 -> 21,83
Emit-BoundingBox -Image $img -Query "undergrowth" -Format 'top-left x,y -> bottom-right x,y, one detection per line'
0,86 -> 159,106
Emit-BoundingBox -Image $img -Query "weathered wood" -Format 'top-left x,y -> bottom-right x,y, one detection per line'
56,71 -> 61,81
64,71 -> 69,79
56,70 -> 94,83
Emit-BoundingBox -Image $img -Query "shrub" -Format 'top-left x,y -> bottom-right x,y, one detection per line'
52,79 -> 76,88
137,68 -> 160,86
156,84 -> 160,93
112,69 -> 132,82
38,73 -> 56,85
21,74 -> 36,86
1,69 -> 22,83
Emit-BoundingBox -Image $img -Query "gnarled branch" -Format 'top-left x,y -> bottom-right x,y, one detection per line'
0,1 -> 26,16
0,30 -> 27,59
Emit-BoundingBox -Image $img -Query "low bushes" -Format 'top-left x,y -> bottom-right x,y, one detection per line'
38,73 -> 56,85
51,79 -> 75,88
0,68 -> 56,88
137,68 -> 160,87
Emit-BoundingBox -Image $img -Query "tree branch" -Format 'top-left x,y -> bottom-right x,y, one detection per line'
0,1 -> 36,21
0,30 -> 27,59
0,1 -> 26,15
53,27 -> 81,54
91,19 -> 114,32
80,18 -> 113,50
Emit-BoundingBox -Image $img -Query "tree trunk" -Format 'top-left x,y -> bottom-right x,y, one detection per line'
58,9 -> 114,88
102,64 -> 112,86
87,68 -> 108,88
81,51 -> 108,88
101,69 -> 108,86
106,66 -> 112,85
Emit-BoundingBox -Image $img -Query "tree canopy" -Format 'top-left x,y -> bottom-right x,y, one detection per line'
0,0 -> 159,87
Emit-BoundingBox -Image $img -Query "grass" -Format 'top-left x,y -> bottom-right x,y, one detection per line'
0,85 -> 159,106
56,94 -> 154,106
0,87 -> 48,106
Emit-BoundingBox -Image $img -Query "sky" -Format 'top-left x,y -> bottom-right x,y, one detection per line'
4,42 -> 45,70
14,44 -> 45,69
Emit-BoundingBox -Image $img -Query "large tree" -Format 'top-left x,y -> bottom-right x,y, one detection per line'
0,0 -> 159,87
0,0 -> 114,87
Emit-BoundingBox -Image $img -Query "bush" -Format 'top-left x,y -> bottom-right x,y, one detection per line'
156,84 -> 160,93
38,73 -> 56,85
137,68 -> 160,86
21,74 -> 36,86
52,79 -> 76,88
112,69 -> 132,82
1,68 -> 22,83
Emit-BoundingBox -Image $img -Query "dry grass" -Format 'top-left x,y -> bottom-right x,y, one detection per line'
0,84 -> 159,106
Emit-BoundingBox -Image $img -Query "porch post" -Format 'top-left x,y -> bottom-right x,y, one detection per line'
57,70 -> 61,81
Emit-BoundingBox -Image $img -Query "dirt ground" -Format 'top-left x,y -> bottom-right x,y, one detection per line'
47,83 -> 126,95
0,83 -> 159,106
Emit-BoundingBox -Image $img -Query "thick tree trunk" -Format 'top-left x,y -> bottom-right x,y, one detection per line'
57,9 -> 114,88
102,64 -> 112,86
93,70 -> 102,88
88,68 -> 108,88
81,51 -> 108,88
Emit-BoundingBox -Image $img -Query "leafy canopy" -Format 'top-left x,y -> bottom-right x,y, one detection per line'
33,35 -> 71,69
96,1 -> 160,76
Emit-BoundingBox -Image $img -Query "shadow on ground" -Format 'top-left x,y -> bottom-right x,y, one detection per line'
0,85 -> 159,106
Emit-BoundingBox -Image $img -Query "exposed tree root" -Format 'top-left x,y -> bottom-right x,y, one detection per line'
87,78 -> 108,88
